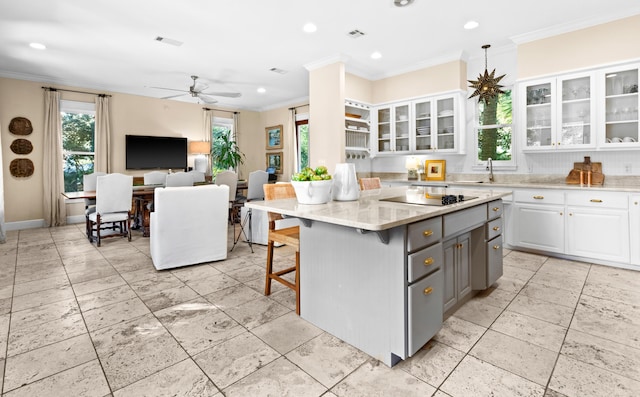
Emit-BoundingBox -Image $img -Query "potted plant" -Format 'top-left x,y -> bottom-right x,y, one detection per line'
211,133 -> 245,174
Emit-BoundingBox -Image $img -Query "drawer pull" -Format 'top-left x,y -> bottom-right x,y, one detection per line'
492,226 -> 500,231
424,257 -> 434,266
423,230 -> 433,237
590,199 -> 603,203
493,245 -> 500,250
423,287 -> 433,295
492,207 -> 500,212
533,195 -> 544,200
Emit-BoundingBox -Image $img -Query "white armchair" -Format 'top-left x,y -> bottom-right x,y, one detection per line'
150,184 -> 229,270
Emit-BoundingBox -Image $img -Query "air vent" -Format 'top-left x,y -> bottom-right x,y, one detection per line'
269,67 -> 288,75
155,36 -> 183,47
347,29 -> 366,38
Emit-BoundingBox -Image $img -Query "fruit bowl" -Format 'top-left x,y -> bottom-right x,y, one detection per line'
291,180 -> 333,204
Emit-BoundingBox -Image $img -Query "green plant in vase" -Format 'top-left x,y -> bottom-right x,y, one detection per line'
211,133 -> 245,175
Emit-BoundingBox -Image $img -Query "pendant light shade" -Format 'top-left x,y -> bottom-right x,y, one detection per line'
468,45 -> 506,105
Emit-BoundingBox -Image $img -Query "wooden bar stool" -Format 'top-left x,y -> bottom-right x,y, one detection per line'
359,177 -> 382,190
263,183 -> 301,315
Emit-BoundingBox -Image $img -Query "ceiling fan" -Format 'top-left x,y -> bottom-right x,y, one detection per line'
153,75 -> 241,104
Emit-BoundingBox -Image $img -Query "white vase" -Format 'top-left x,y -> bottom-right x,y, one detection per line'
332,163 -> 360,201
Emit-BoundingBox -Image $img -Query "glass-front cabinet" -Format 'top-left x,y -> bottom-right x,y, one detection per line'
600,65 -> 639,147
344,100 -> 370,156
521,73 -> 595,151
375,102 -> 411,154
414,99 -> 433,151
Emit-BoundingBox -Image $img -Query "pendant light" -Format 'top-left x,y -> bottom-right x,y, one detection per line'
468,44 -> 506,105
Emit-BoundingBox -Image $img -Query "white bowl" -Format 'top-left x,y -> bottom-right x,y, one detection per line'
291,180 -> 333,204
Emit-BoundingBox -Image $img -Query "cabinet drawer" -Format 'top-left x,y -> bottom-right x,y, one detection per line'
486,217 -> 503,240
487,200 -> 503,220
566,191 -> 628,209
443,204 -> 486,238
514,190 -> 564,205
408,242 -> 442,283
408,268 -> 443,356
407,217 -> 442,252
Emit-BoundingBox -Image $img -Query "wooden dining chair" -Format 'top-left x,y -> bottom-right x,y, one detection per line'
359,177 -> 382,190
263,183 -> 301,315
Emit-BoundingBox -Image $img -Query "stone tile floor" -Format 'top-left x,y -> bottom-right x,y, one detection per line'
1,225 -> 639,396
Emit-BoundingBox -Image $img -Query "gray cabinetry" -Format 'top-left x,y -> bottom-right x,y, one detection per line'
443,232 -> 472,312
408,268 -> 443,355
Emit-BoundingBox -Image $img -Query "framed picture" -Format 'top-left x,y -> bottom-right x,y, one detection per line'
425,160 -> 446,181
266,152 -> 283,174
265,125 -> 283,149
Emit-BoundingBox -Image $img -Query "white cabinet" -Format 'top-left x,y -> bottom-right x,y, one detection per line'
566,191 -> 629,263
344,100 -> 370,155
630,195 -> 640,266
598,64 -> 640,148
512,190 -> 565,253
521,72 -> 595,151
373,92 -> 464,155
374,102 -> 411,154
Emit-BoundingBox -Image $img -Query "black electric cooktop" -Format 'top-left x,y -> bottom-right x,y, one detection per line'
381,193 -> 478,207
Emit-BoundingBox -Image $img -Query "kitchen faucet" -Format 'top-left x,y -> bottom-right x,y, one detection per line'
486,158 -> 494,182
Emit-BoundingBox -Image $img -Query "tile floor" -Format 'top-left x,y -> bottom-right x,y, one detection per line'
1,225 -> 639,396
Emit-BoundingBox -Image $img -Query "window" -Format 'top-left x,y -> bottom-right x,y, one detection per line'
211,116 -> 235,174
476,89 -> 513,167
296,118 -> 309,171
61,100 -> 95,192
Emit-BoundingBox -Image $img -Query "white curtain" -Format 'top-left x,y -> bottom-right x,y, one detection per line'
232,112 -> 239,142
95,95 -> 112,172
43,90 -> 66,226
203,109 -> 214,174
0,116 -> 6,243
287,108 -> 298,174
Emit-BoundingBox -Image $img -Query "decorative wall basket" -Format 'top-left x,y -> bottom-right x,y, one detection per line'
10,139 -> 33,155
9,117 -> 33,135
9,158 -> 35,178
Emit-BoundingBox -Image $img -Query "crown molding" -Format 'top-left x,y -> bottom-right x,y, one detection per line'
303,54 -> 351,71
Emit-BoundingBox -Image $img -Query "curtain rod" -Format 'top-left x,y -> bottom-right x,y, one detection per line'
42,87 -> 111,97
289,104 -> 309,110
202,107 -> 238,114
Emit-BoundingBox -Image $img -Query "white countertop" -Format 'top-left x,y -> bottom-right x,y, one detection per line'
245,185 -> 511,231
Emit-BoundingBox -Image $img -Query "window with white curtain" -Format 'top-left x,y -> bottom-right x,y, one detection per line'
61,100 -> 96,192
296,113 -> 309,172
211,116 -> 235,173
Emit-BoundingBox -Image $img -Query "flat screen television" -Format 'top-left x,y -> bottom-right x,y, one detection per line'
125,134 -> 187,170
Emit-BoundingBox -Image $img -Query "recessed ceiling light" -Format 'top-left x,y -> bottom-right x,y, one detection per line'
257,87 -> 266,94
303,23 -> 317,33
29,42 -> 46,50
394,0 -> 414,7
464,20 -> 479,30
371,51 -> 382,60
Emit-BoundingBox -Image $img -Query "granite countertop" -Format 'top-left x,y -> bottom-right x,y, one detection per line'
380,174 -> 640,193
245,185 -> 510,231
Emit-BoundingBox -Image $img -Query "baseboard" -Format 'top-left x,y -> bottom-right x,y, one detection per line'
66,215 -> 85,224
5,219 -> 46,231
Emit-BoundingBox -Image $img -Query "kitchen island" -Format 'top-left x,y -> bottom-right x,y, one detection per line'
246,185 -> 511,366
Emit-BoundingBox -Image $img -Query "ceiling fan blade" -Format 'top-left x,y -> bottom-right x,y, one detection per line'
150,86 -> 189,93
202,91 -> 242,98
197,94 -> 218,104
161,93 -> 188,99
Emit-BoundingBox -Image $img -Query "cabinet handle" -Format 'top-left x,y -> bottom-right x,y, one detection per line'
590,199 -> 603,203
492,207 -> 500,212
424,257 -> 434,266
423,287 -> 433,295
533,195 -> 544,200
560,212 -> 563,216
569,213 -> 573,216
493,226 -> 500,231
493,245 -> 500,250
423,230 -> 433,237
456,243 -> 463,249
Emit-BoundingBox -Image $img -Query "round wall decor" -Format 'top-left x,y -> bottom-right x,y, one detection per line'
9,158 -> 35,178
9,117 -> 33,135
10,139 -> 33,155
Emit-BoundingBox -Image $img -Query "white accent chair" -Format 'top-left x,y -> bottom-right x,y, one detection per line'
144,171 -> 167,185
87,173 -> 133,246
83,171 -> 106,236
214,170 -> 239,224
150,184 -> 229,270
165,172 -> 194,187
187,170 -> 206,183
